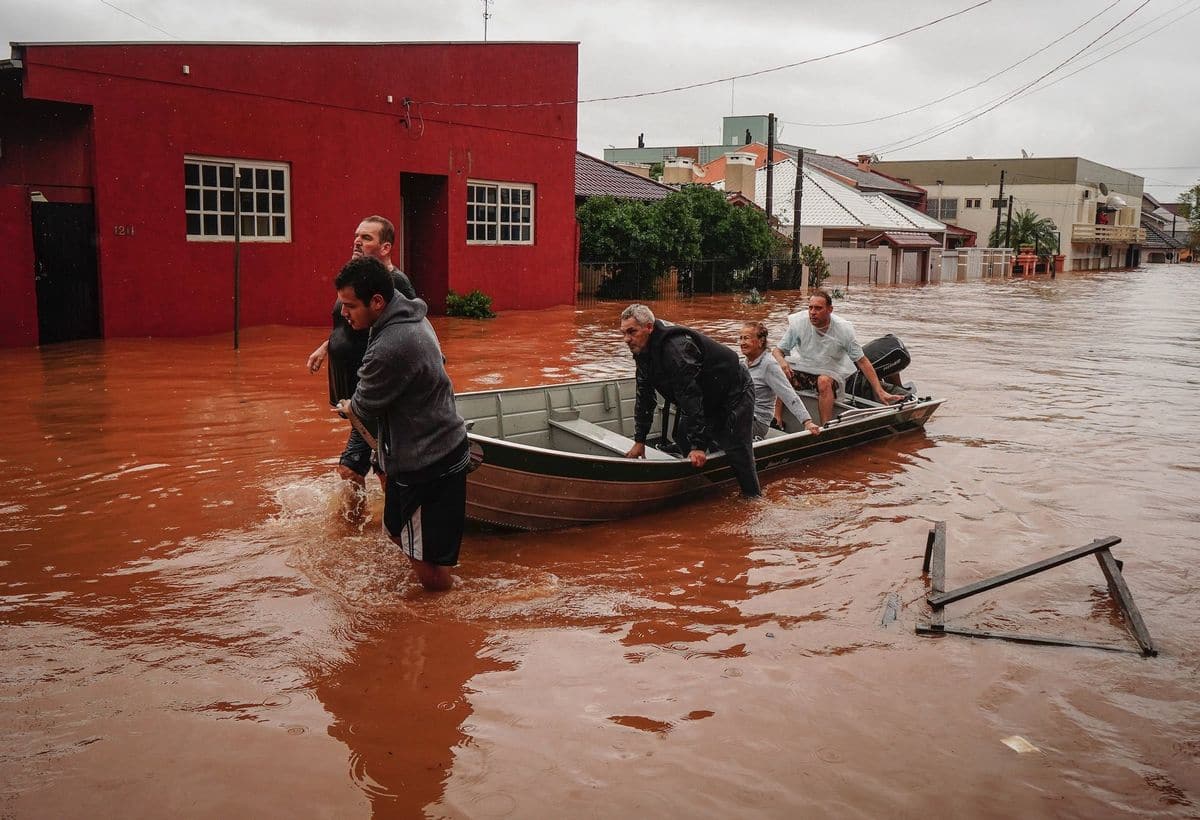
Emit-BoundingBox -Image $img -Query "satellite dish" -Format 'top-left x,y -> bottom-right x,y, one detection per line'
1099,182 -> 1109,196
1020,148 -> 1029,159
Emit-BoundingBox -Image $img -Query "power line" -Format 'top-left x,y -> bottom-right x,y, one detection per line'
418,0 -> 994,108
780,0 -> 1122,129
96,0 -> 179,40
1001,0 -> 1200,102
862,0 -> 1153,157
869,0 -> 1197,156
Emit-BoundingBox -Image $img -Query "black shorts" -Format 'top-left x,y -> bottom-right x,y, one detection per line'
383,452 -> 469,567
789,371 -> 842,395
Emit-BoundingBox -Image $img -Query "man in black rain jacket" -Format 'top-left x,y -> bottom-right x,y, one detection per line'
619,304 -> 761,497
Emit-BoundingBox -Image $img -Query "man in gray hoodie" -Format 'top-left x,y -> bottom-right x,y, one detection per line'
333,256 -> 470,592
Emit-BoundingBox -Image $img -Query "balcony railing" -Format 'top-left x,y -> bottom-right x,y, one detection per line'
1071,224 -> 1147,244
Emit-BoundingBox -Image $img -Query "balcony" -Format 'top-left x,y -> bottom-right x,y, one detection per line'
1071,224 -> 1146,244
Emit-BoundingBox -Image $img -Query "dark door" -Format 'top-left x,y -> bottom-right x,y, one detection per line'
401,173 -> 449,312
33,202 -> 100,344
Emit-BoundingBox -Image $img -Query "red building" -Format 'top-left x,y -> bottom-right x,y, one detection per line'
0,42 -> 579,347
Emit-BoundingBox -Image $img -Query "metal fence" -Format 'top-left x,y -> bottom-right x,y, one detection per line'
577,257 -> 805,309
577,248 -> 1018,308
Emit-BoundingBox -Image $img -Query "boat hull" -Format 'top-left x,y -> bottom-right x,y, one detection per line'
457,377 -> 941,531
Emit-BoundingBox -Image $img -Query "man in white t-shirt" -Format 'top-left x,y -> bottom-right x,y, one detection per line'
772,290 -> 900,423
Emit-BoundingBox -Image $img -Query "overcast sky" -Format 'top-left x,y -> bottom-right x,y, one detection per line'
2,0 -> 1197,203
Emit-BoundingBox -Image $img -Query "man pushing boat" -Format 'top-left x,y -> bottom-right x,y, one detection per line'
619,304 -> 761,498
333,256 -> 470,592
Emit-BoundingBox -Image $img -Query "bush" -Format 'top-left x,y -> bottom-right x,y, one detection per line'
445,289 -> 496,319
800,244 -> 830,288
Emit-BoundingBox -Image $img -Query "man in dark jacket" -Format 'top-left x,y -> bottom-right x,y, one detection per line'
333,256 -> 469,592
619,304 -> 761,497
307,216 -> 417,488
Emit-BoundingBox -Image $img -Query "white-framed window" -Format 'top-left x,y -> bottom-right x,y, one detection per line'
184,155 -> 291,242
466,180 -> 534,244
927,197 -> 957,220
964,198 -> 982,209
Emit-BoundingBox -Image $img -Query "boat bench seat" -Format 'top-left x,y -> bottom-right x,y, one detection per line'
548,416 -> 675,460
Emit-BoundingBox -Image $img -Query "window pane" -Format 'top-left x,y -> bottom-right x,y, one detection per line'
486,188 -> 497,203
185,188 -> 200,210
521,225 -> 530,241
487,224 -> 496,241
202,164 -> 217,186
220,190 -> 234,212
221,215 -> 235,235
522,209 -> 531,223
241,215 -> 255,236
185,163 -> 200,186
273,216 -> 286,236
239,168 -> 252,187
500,225 -> 510,241
486,206 -> 496,221
257,216 -> 270,235
240,192 -> 253,212
271,169 -> 284,190
520,189 -> 531,205
203,214 -> 218,235
219,165 -> 234,187
500,188 -> 510,204
500,206 -> 510,222
256,192 -> 269,212
256,168 -> 268,188
186,213 -> 201,235
271,193 -> 285,213
203,189 -> 218,210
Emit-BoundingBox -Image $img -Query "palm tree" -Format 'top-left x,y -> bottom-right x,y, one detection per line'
988,208 -> 1060,252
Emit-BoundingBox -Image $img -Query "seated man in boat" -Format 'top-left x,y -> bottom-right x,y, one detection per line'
738,321 -> 822,440
772,290 -> 900,424
619,304 -> 761,498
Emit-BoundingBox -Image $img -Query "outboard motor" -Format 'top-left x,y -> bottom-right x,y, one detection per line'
845,334 -> 913,400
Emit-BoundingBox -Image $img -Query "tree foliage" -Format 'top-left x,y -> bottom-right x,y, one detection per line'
577,186 -> 777,297
1179,183 -> 1200,252
987,208 -> 1060,252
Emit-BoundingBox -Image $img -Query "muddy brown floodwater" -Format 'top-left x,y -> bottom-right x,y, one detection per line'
2,265 -> 1199,818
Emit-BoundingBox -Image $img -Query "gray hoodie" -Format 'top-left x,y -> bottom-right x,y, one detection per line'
348,292 -> 467,481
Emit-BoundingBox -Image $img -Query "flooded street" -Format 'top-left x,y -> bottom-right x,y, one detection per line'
2,265 -> 1199,817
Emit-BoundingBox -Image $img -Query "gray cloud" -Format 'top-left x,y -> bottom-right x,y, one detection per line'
2,0 -> 1196,200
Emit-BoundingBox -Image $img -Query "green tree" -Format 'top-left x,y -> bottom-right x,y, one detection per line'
576,186 -> 778,296
988,207 -> 1060,251
1178,183 -> 1200,253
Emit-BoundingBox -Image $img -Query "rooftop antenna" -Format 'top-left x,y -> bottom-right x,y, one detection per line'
482,0 -> 492,41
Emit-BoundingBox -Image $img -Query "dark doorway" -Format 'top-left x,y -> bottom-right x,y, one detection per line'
32,202 -> 100,344
401,173 -> 449,313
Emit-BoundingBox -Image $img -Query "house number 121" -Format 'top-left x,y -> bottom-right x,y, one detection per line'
113,225 -> 135,236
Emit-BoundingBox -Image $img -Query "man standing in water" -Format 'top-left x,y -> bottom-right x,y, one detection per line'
772,290 -> 899,424
333,256 -> 469,592
307,216 -> 417,488
619,304 -> 760,497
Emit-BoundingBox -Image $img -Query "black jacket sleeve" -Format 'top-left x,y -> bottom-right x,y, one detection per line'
633,358 -> 658,443
663,335 -> 711,450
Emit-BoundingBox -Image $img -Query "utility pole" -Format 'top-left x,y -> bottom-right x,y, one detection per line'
765,112 -> 775,224
1005,195 -> 1014,248
994,168 -> 1005,246
791,148 -> 805,266
482,0 -> 492,41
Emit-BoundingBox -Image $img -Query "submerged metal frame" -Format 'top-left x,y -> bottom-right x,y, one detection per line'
916,523 -> 1157,656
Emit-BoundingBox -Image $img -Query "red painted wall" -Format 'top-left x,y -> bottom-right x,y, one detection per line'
0,186 -> 38,346
1,42 -> 578,342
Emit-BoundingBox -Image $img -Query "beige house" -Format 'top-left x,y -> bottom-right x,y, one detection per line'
871,157 -> 1146,271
